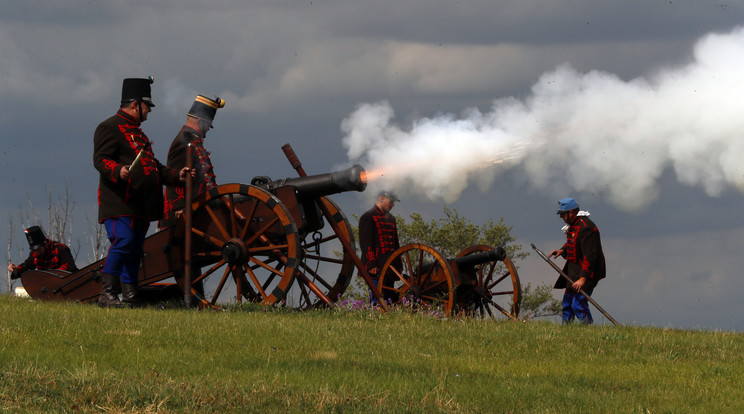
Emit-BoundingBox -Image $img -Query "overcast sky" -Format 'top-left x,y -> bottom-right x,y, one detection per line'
2,1 -> 744,331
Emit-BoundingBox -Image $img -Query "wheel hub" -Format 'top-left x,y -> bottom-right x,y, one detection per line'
221,238 -> 249,265
473,285 -> 489,301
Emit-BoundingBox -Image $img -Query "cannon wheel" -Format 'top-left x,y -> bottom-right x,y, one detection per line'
456,244 -> 521,319
378,243 -> 455,315
291,197 -> 356,308
173,183 -> 301,308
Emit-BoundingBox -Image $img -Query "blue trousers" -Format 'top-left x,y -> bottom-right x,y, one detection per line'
562,287 -> 594,324
368,277 -> 381,306
102,217 -> 149,284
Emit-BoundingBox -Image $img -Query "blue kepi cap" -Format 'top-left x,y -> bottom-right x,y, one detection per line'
556,198 -> 579,214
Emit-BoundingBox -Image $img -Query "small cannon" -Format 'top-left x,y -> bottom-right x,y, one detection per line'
252,164 -> 365,235
377,243 -> 521,318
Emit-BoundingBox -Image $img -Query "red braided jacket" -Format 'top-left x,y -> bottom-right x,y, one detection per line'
11,239 -> 78,279
359,205 -> 400,274
160,126 -> 216,228
554,215 -> 606,290
93,110 -> 182,222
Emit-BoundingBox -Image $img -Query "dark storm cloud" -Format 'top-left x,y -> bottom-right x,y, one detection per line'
324,1 -> 743,45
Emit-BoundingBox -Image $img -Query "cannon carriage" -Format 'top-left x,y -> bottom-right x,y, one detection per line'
19,144 -> 521,318
376,243 -> 521,318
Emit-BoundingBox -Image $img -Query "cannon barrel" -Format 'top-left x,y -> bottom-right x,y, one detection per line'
452,247 -> 506,270
256,164 -> 367,199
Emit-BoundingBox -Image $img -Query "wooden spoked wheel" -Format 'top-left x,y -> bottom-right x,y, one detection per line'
172,184 -> 301,308
455,244 -> 521,319
290,197 -> 356,308
378,243 -> 455,314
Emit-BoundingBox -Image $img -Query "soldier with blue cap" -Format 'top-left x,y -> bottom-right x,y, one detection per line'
549,197 -> 606,324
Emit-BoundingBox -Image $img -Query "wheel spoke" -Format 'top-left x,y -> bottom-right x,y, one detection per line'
191,227 -> 224,247
243,216 -> 280,246
238,198 -> 258,240
244,265 -> 269,300
486,271 -> 511,290
210,265 -> 232,306
298,262 -> 334,290
203,203 -> 231,241
302,253 -> 344,265
191,259 -> 226,286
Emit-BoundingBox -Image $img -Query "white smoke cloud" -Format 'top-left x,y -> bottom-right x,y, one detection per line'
341,26 -> 744,211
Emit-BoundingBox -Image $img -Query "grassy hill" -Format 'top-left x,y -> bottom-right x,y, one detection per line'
1,295 -> 742,413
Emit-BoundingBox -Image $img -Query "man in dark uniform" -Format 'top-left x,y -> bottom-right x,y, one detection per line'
7,226 -> 78,279
158,95 -> 225,300
160,94 -> 225,228
549,197 -> 606,324
359,190 -> 401,305
93,77 -> 193,307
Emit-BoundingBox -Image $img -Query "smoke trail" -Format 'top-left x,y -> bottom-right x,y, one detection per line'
341,27 -> 744,211
161,77 -> 198,116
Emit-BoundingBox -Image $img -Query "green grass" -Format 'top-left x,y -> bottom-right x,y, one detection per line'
1,295 -> 743,413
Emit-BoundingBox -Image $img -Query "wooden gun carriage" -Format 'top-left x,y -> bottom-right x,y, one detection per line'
376,244 -> 521,318
19,145 -> 521,318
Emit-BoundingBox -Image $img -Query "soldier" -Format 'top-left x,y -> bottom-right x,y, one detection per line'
7,226 -> 78,279
160,95 -> 225,228
549,197 -> 606,324
359,190 -> 401,305
93,77 -> 193,307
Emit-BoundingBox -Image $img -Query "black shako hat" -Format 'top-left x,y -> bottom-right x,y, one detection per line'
25,226 -> 47,251
187,95 -> 225,127
121,77 -> 155,107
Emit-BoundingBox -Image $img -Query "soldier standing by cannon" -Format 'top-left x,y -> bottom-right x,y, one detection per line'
93,77 -> 193,307
160,94 -> 226,228
359,190 -> 401,305
7,226 -> 78,279
549,197 -> 606,324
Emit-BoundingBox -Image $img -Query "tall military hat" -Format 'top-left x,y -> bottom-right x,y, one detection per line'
187,95 -> 225,127
121,76 -> 155,107
24,226 -> 48,251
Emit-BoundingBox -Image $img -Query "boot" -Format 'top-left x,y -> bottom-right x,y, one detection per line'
98,274 -> 123,307
121,283 -> 139,307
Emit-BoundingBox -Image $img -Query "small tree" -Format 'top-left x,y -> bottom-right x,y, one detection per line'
518,283 -> 563,320
396,207 -> 528,261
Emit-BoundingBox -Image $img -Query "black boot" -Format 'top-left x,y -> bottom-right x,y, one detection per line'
98,274 -> 123,307
121,283 -> 139,307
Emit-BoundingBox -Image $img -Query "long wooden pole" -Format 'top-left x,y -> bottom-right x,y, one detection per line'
531,243 -> 619,326
184,143 -> 193,308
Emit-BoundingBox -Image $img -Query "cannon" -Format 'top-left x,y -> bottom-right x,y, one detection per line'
376,243 -> 521,318
20,144 -> 368,309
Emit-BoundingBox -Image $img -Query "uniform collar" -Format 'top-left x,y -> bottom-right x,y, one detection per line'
116,109 -> 139,125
